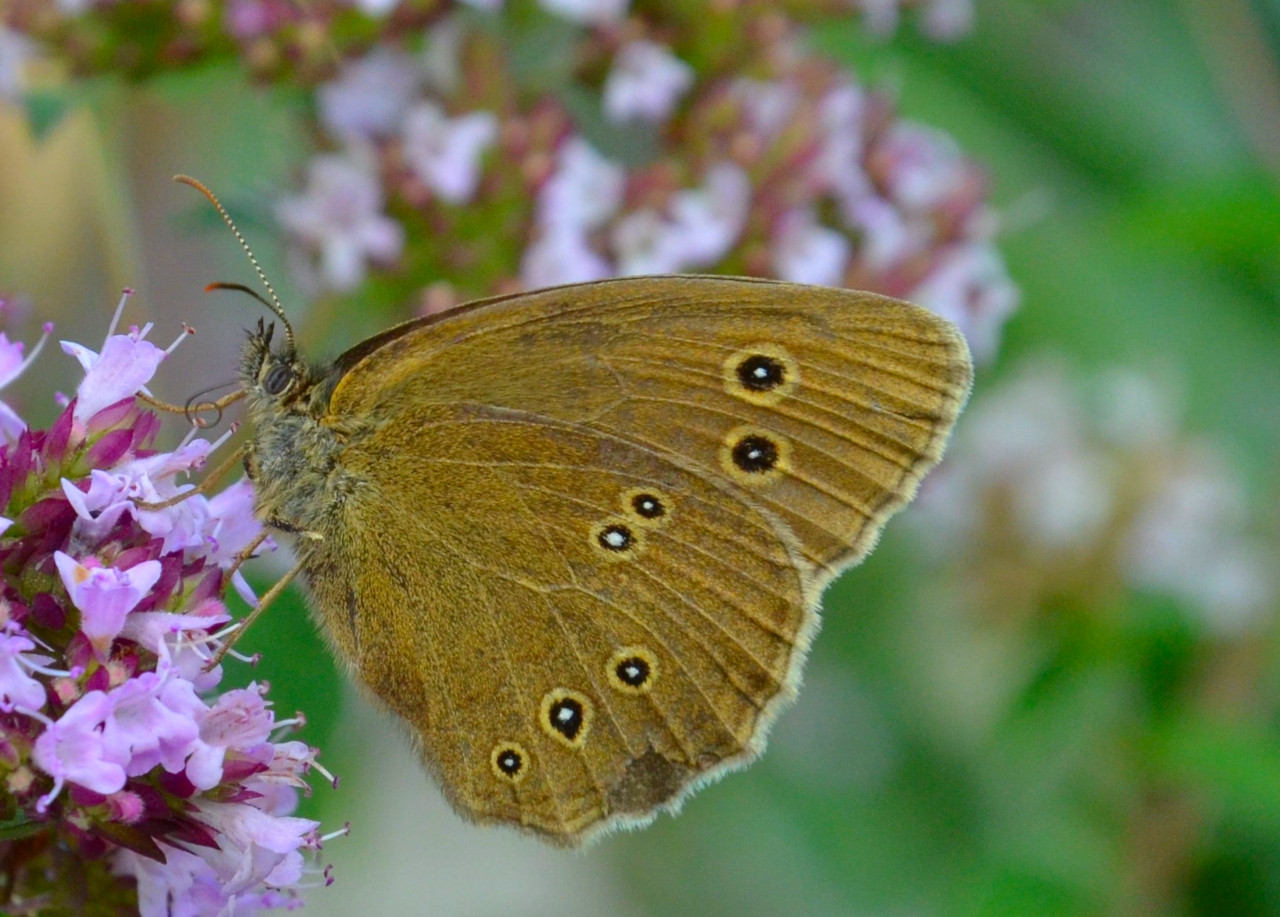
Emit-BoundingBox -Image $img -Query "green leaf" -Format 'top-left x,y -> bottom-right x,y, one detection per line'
0,813 -> 50,842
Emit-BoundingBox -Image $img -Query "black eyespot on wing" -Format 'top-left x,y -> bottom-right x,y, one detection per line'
548,697 -> 584,741
731,434 -> 780,473
496,749 -> 522,775
607,646 -> 659,694
490,742 -> 529,783
630,493 -> 665,520
264,363 -> 292,396
736,354 -> 786,392
597,523 -> 633,552
615,656 -> 650,687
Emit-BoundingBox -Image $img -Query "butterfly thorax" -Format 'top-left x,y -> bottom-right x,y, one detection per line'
240,321 -> 355,537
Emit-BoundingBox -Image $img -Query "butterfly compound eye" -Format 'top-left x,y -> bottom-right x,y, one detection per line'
263,363 -> 293,396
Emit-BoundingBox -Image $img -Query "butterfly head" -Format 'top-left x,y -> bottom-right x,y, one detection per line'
242,317 -> 318,413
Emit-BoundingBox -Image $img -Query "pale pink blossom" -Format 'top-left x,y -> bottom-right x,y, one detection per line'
193,800 -> 320,895
603,40 -> 694,124
276,152 -> 405,292
0,630 -> 50,712
0,331 -> 29,440
318,48 -> 421,139
101,671 -> 205,777
63,330 -> 166,431
772,208 -> 852,287
537,137 -> 625,232
33,690 -> 129,805
878,120 -> 972,212
910,241 -> 1019,362
401,102 -> 498,203
662,162 -> 751,265
0,26 -> 31,101
538,0 -> 629,24
733,78 -> 801,139
55,552 -> 163,661
613,209 -> 686,276
521,225 -> 612,287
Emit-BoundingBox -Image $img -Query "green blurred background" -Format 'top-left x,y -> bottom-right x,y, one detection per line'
3,0 -> 1280,914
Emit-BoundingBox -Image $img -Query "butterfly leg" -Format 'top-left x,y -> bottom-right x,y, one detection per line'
204,561 -> 304,670
133,444 -> 249,512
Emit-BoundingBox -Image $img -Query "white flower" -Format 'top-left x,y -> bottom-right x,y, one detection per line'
1124,455 -> 1276,635
0,26 -> 31,101
921,0 -> 975,40
538,0 -> 629,24
879,120 -> 970,212
842,194 -> 919,270
909,241 -> 1019,363
537,137 -> 625,232
663,162 -> 751,266
613,209 -> 686,276
521,225 -> 613,287
603,40 -> 694,124
772,209 -> 851,287
351,0 -> 399,14
318,48 -> 422,139
401,102 -> 498,204
732,78 -> 801,139
612,162 -> 750,274
277,151 -> 405,292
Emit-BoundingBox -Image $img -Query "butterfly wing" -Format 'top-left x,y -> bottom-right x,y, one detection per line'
306,277 -> 971,844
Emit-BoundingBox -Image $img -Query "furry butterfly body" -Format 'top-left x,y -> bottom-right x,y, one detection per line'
241,275 -> 972,846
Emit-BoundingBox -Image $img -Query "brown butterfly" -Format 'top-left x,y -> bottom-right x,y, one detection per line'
183,177 -> 972,847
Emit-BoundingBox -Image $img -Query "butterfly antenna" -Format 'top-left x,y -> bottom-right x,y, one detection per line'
174,174 -> 297,351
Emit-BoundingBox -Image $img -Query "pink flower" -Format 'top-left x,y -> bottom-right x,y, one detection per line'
0,630 -> 50,712
521,225 -> 613,287
101,671 -> 204,777
276,151 -> 405,292
400,102 -> 498,204
536,137 -> 625,233
318,48 -> 421,139
909,241 -> 1019,362
0,322 -> 52,442
538,0 -> 629,24
193,800 -> 320,895
612,209 -> 686,275
55,551 -> 163,661
186,683 -> 277,790
199,479 -> 266,566
33,690 -> 129,805
878,120 -> 972,213
0,332 -> 29,440
604,40 -> 693,124
64,330 -> 166,432
660,162 -> 751,265
772,208 -> 852,287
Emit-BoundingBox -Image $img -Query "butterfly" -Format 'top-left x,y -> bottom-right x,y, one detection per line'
182,176 -> 972,847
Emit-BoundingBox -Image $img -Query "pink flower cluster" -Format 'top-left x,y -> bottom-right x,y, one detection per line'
914,360 -> 1278,636
276,7 -> 1015,360
0,295 -> 333,915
